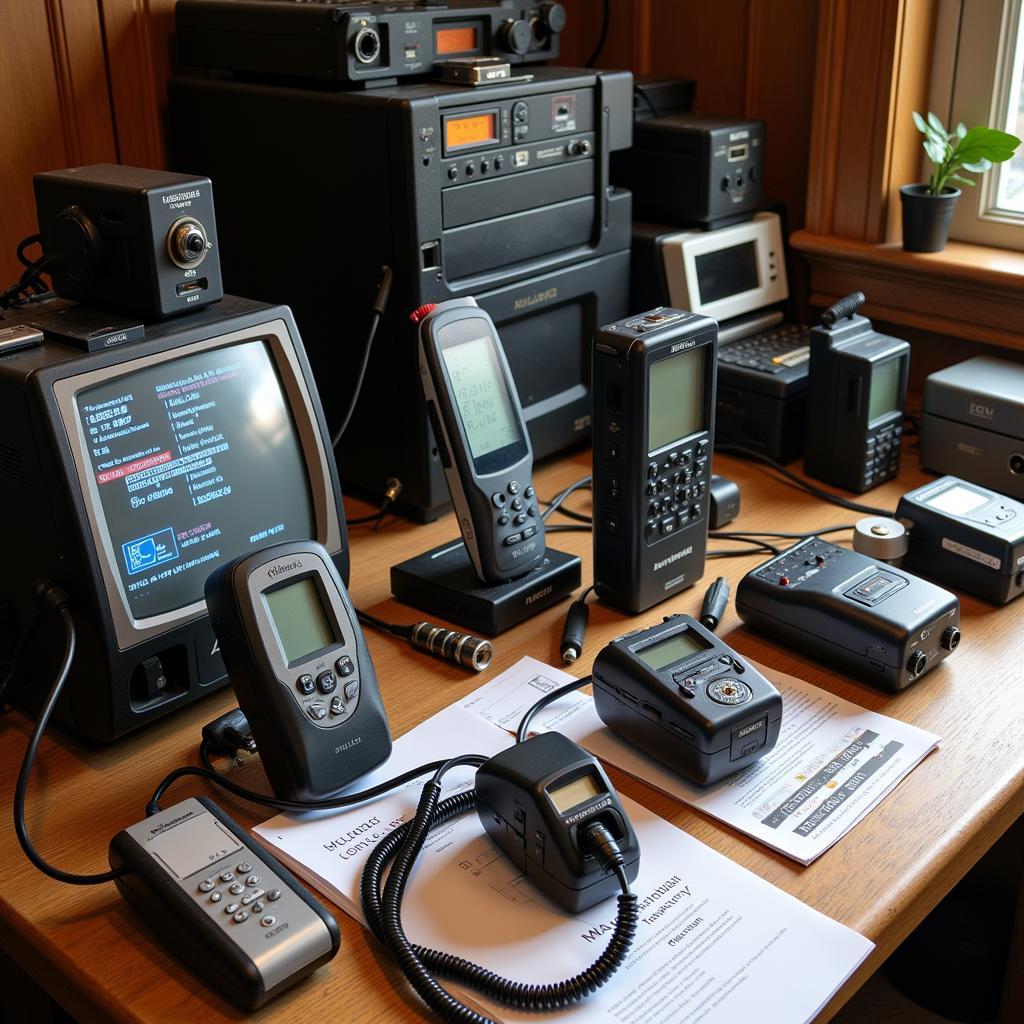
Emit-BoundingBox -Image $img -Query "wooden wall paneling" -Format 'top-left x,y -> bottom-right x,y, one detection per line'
0,0 -> 117,286
557,0 -> 644,70
98,0 -> 175,170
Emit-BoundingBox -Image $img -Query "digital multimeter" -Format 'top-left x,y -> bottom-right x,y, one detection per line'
803,293 -> 909,493
736,537 -> 961,691
897,476 -> 1024,604
592,307 -> 718,613
591,614 -> 782,785
205,540 -> 392,802
417,297 -> 545,584
475,731 -> 640,912
110,796 -> 340,1010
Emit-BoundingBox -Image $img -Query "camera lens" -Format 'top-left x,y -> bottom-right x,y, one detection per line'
167,218 -> 209,268
354,27 -> 381,64
1009,452 -> 1024,475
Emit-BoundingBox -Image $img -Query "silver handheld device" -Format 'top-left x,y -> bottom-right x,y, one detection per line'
417,298 -> 545,583
109,796 -> 340,1009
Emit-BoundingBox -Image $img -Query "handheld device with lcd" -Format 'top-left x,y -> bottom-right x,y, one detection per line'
736,537 -> 961,692
205,540 -> 392,802
109,796 -> 340,1010
897,476 -> 1024,604
803,292 -> 909,493
416,297 -> 545,584
592,307 -> 718,613
591,615 -> 782,785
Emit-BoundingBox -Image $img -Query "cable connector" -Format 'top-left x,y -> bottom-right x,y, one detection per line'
201,708 -> 257,757
31,579 -> 70,614
700,576 -> 730,632
560,592 -> 590,663
582,820 -> 624,873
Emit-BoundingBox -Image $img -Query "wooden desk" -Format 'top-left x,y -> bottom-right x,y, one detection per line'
1,450 -> 1022,1023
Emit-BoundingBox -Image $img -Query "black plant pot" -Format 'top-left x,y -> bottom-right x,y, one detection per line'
900,184 -> 961,252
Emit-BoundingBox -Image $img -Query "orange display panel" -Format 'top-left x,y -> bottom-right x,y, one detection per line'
444,112 -> 498,150
436,26 -> 478,55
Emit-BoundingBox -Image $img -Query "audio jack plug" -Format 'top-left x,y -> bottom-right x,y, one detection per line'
560,585 -> 594,663
356,609 -> 493,671
700,576 -> 730,632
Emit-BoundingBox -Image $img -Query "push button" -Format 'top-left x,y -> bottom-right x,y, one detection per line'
492,492 -> 507,508
507,480 -> 521,494
198,879 -> 215,893
344,680 -> 358,700
307,703 -> 327,720
504,532 -> 523,546
335,656 -> 354,677
296,673 -> 315,695
316,670 -> 337,694
330,695 -> 344,715
522,525 -> 537,539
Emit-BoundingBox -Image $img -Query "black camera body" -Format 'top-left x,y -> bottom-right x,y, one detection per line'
34,164 -> 223,321
803,295 -> 909,493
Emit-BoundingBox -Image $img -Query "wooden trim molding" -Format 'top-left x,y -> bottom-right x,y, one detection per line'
792,229 -> 1024,351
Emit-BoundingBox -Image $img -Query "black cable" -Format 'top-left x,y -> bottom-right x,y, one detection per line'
360,761 -> 637,1023
710,524 -> 854,541
716,444 -> 894,516
542,475 -> 592,522
331,266 -> 393,449
13,602 -> 128,885
560,585 -> 595,663
346,476 -> 403,529
16,234 -> 42,269
146,740 -> 455,817
1,254 -> 59,309
709,536 -> 781,557
517,675 -> 592,744
542,523 -> 591,534
586,0 -> 611,67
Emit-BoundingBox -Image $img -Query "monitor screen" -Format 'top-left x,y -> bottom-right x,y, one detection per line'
695,242 -> 759,305
75,340 -> 315,620
868,356 -> 904,421
648,347 -> 706,453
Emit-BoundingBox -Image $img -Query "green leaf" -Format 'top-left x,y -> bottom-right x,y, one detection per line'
923,138 -> 946,164
961,158 -> 992,173
927,111 -> 947,134
949,174 -> 976,187
912,111 -> 929,133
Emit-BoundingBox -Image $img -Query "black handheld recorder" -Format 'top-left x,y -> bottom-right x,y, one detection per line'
592,308 -> 718,613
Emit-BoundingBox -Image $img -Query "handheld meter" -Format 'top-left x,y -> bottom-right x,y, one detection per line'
897,476 -> 1024,604
417,297 -> 545,584
205,540 -> 392,802
592,614 -> 782,785
592,307 -> 718,613
803,292 -> 909,493
736,537 -> 961,691
110,796 -> 340,1010
475,731 -> 640,912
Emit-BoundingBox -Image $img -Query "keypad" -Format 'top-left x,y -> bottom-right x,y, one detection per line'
643,439 -> 710,545
863,424 -> 902,488
492,477 -> 539,548
718,324 -> 811,373
192,852 -> 288,935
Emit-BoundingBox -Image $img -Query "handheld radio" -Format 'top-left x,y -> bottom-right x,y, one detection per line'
736,537 -> 961,691
592,614 -> 782,785
416,298 -> 545,584
897,476 -> 1024,604
592,307 -> 718,613
205,540 -> 392,802
803,293 -> 909,492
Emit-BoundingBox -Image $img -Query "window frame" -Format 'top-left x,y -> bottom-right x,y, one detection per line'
928,0 -> 1024,249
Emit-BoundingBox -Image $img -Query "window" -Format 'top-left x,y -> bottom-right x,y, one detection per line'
928,0 -> 1024,247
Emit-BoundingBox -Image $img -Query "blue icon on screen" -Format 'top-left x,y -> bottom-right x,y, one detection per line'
122,527 -> 179,575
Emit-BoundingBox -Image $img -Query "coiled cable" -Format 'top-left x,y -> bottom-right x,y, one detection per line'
360,760 -> 638,1022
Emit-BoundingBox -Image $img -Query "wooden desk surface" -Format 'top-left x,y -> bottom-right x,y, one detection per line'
1,449 -> 1022,1023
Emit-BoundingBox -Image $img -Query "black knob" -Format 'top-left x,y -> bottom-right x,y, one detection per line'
499,18 -> 532,55
906,650 -> 927,676
1010,452 -> 1024,475
568,138 -> 592,157
940,626 -> 961,652
543,3 -> 567,33
167,218 -> 209,268
50,207 -> 102,283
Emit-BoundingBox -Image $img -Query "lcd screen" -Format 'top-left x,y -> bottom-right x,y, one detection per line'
151,813 -> 241,880
76,340 -> 315,620
445,112 -> 498,151
868,356 -> 904,421
442,333 -> 521,458
695,241 -> 759,304
637,630 -> 711,670
548,773 -> 603,814
436,25 -> 478,55
648,347 -> 706,453
265,577 -> 335,664
927,484 -> 989,517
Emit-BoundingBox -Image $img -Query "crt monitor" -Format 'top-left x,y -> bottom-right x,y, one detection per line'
0,295 -> 346,740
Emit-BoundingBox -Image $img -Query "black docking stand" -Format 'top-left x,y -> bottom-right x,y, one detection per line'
391,541 -> 581,635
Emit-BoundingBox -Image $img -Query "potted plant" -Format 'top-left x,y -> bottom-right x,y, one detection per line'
901,113 -> 1020,252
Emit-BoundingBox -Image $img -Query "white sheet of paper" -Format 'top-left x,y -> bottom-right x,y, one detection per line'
459,656 -> 940,865
254,703 -> 874,1024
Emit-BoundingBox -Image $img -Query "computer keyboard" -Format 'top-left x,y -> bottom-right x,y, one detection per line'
718,323 -> 811,374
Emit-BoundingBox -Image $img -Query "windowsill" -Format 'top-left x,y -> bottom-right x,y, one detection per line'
790,230 -> 1024,351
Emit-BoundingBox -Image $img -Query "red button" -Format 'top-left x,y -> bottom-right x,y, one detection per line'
779,575 -> 790,586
